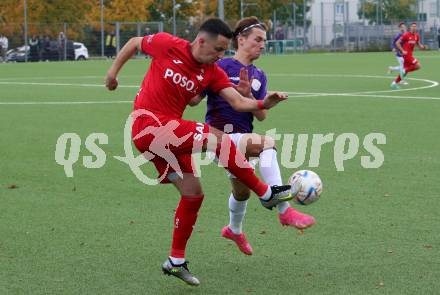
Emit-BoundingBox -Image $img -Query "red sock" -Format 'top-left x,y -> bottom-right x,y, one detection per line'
395,75 -> 402,83
215,135 -> 268,197
170,195 -> 204,259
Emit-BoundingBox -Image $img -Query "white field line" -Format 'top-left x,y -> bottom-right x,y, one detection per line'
0,73 -> 438,105
0,100 -> 132,105
284,92 -> 440,101
268,73 -> 439,94
0,81 -> 138,88
0,75 -> 142,81
2,92 -> 439,105
2,73 -> 436,94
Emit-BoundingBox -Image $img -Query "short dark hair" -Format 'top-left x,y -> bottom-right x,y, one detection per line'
199,18 -> 233,39
232,17 -> 267,49
411,22 -> 417,26
398,22 -> 405,27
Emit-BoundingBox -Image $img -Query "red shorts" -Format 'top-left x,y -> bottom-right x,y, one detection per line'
403,55 -> 418,68
131,111 -> 209,183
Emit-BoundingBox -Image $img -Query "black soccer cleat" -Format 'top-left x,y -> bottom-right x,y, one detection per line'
260,185 -> 293,210
162,258 -> 200,286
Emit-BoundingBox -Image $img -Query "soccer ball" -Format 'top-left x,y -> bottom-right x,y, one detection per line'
289,170 -> 323,205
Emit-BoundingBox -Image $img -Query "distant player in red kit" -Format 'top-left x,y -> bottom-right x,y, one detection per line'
105,18 -> 293,286
391,22 -> 427,89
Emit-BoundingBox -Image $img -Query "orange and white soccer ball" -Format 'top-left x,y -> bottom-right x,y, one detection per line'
289,170 -> 323,205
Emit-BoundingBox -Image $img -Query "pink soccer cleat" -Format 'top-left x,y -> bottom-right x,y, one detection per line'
279,207 -> 316,231
221,226 -> 253,255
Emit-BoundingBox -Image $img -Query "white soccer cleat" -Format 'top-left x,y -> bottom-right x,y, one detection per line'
391,82 -> 400,90
399,80 -> 409,85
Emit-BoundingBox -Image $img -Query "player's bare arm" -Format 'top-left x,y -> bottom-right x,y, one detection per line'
252,105 -> 267,121
105,37 -> 143,91
395,38 -> 407,55
188,95 -> 204,106
219,87 -> 287,112
417,41 -> 427,50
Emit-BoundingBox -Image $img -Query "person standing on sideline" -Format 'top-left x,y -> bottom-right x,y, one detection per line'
57,32 -> 66,61
105,31 -> 116,58
0,34 -> 8,62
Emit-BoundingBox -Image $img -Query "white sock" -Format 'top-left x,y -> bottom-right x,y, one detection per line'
276,201 -> 290,214
390,66 -> 400,71
260,187 -> 271,200
169,256 -> 185,265
259,148 -> 282,186
228,194 -> 247,234
259,148 -> 291,213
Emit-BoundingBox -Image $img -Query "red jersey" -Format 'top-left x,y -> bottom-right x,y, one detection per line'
134,33 -> 232,118
400,32 -> 420,55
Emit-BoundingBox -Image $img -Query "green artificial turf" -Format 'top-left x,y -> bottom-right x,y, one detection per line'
1,51 -> 439,294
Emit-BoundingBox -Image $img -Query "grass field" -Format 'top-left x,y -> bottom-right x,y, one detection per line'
1,51 -> 440,295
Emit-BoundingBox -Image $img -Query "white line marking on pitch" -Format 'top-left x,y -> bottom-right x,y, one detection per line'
268,73 -> 438,94
2,92 -> 440,105
0,74 -> 438,105
0,100 -> 132,105
0,81 -> 138,88
0,75 -> 142,81
285,92 -> 440,101
1,73 -> 437,95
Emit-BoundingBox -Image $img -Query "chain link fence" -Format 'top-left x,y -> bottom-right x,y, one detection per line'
1,14 -> 439,62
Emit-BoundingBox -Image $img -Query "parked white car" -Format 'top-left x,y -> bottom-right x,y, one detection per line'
6,41 -> 89,62
74,42 -> 89,60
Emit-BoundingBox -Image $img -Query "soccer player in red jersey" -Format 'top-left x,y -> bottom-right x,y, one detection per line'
105,18 -> 292,286
392,22 -> 427,89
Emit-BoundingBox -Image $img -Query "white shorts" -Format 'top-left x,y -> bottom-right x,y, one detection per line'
226,133 -> 258,179
396,56 -> 404,68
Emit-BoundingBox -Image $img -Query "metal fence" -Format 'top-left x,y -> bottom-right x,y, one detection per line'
1,17 -> 439,62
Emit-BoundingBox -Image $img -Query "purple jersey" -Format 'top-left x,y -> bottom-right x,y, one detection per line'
205,58 -> 267,133
392,33 -> 403,57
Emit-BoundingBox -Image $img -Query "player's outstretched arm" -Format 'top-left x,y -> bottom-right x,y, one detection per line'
417,41 -> 427,50
395,38 -> 407,56
105,37 -> 143,91
219,87 -> 287,112
263,91 -> 289,109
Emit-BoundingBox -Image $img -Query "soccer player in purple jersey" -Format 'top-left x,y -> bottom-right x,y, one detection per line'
388,22 -> 408,85
204,17 -> 316,255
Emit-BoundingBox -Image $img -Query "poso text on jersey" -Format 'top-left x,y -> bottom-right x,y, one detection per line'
164,68 -> 196,92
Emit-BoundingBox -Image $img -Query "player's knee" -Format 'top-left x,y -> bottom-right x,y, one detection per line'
208,125 -> 224,141
232,189 -> 251,201
183,186 -> 203,196
245,135 -> 274,157
204,125 -> 226,152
